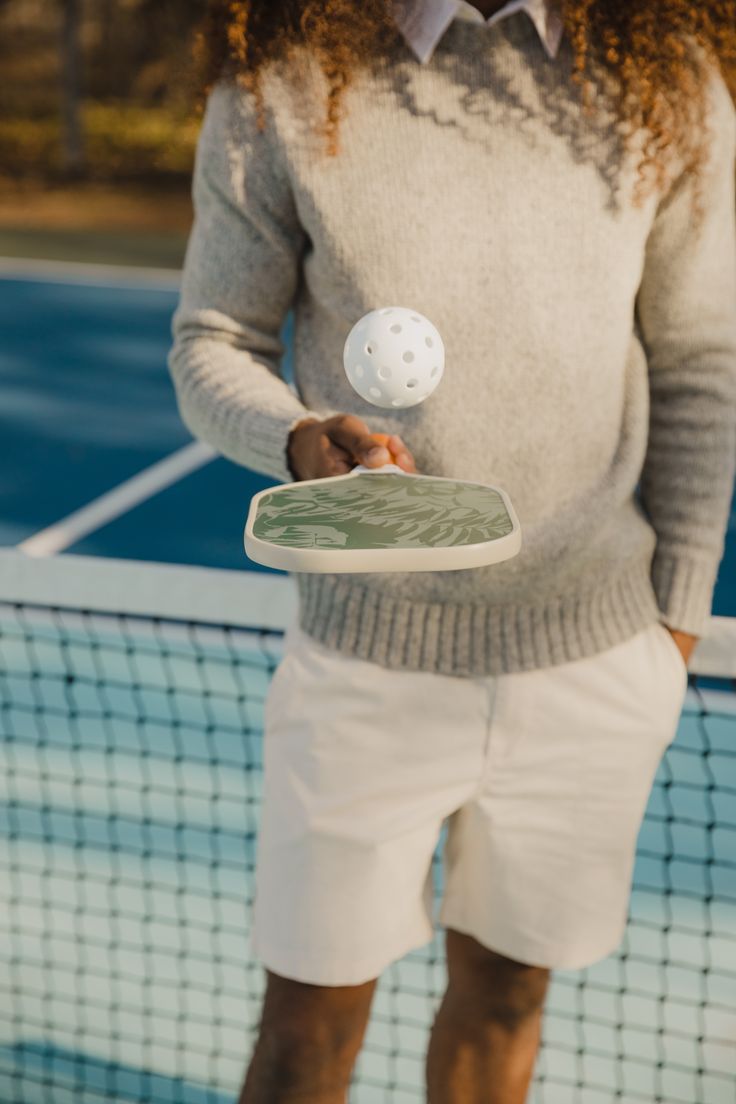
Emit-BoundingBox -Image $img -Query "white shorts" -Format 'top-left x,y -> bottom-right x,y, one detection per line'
250,619 -> 689,985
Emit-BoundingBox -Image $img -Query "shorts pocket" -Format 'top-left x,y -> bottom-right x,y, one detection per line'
263,651 -> 294,733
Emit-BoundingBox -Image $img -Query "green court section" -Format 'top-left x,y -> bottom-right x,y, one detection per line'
0,227 -> 188,270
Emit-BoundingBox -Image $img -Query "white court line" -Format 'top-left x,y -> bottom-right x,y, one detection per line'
17,441 -> 216,557
0,255 -> 181,289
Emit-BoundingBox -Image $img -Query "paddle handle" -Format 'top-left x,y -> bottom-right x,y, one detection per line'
352,463 -> 407,475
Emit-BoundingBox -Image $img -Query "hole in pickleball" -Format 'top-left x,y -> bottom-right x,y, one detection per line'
406,379 -> 418,389
365,344 -> 375,355
369,386 -> 382,398
381,308 -> 394,315
354,364 -> 364,378
390,323 -> 402,333
425,336 -> 434,348
431,366 -> 439,377
411,315 -> 421,322
402,351 -> 415,363
377,366 -> 391,380
391,399 -> 403,407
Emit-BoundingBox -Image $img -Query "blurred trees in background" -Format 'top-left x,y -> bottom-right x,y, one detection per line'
61,0 -> 84,174
0,0 -> 204,185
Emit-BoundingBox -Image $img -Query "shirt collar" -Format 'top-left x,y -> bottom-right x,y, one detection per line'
393,0 -> 564,65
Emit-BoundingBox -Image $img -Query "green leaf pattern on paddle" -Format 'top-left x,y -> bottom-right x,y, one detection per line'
252,474 -> 513,550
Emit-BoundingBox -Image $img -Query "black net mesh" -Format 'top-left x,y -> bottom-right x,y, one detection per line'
1,600 -> 734,1103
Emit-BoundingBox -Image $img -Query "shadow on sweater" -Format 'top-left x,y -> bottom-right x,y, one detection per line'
376,17 -> 660,217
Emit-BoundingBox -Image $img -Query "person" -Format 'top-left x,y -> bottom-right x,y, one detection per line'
168,1 -> 736,1100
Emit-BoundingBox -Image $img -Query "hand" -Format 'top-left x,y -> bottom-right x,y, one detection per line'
664,626 -> 700,666
287,414 -> 417,481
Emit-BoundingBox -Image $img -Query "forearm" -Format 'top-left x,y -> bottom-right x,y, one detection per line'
168,80 -> 321,484
169,325 -> 313,484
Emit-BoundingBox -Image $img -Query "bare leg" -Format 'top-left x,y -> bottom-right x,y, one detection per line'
426,930 -> 550,1104
239,969 -> 378,1104
426,987 -> 545,1103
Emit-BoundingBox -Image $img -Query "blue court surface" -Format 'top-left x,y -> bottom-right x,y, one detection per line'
2,262 -> 735,614
1,265 -> 288,574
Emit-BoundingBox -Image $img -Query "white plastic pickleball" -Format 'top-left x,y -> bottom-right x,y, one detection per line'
343,307 -> 445,409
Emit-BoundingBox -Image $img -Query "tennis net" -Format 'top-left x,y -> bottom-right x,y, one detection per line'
1,548 -> 734,1104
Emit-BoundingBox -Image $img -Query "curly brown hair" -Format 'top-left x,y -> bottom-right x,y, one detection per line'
195,1 -> 736,206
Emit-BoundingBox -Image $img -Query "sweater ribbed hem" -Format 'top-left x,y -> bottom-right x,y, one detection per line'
295,553 -> 667,677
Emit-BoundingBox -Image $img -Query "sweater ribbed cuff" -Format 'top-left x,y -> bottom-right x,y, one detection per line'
243,408 -> 307,484
650,549 -> 720,638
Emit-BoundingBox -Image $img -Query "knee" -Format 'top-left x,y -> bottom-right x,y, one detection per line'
484,968 -> 550,1032
243,1030 -> 355,1104
242,972 -> 378,1102
445,930 -> 550,1032
448,965 -> 550,1033
255,1024 -> 354,1086
258,970 -> 377,1064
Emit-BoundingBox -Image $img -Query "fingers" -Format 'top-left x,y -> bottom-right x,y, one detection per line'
325,417 -> 418,472
288,414 -> 418,481
324,415 -> 391,468
387,434 -> 417,473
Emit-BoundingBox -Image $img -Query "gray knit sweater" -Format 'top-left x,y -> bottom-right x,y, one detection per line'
168,15 -> 736,676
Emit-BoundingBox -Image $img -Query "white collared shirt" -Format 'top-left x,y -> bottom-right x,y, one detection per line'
393,0 -> 564,64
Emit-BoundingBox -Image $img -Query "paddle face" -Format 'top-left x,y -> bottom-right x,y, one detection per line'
244,466 -> 521,573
